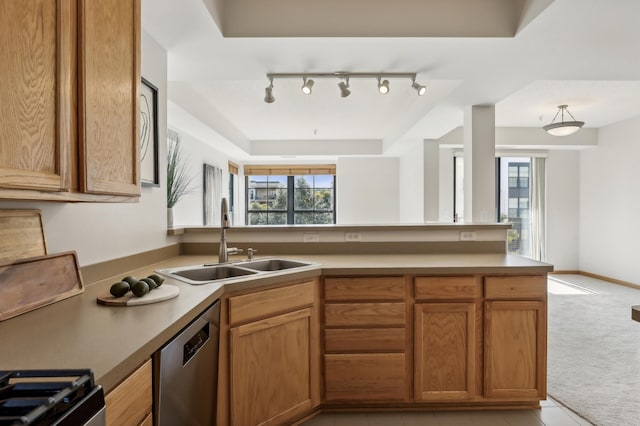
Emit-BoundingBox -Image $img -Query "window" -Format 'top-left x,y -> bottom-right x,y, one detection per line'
245,165 -> 336,225
453,156 -> 544,260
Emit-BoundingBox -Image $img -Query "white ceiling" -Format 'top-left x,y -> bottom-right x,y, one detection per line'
141,0 -> 640,160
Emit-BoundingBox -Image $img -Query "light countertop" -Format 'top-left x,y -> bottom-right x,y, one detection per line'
0,253 -> 551,393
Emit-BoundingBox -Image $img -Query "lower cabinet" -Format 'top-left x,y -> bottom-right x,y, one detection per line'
414,302 -> 476,401
484,300 -> 546,399
105,359 -> 152,426
324,353 -> 406,401
228,279 -> 319,426
483,275 -> 547,400
323,276 -> 409,403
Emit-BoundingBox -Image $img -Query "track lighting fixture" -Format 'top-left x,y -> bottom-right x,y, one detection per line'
411,78 -> 426,96
263,72 -> 426,103
377,77 -> 390,94
543,104 -> 585,136
264,78 -> 275,103
301,78 -> 314,95
338,77 -> 351,98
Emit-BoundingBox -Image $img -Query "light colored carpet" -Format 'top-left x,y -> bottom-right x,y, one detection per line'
547,274 -> 640,426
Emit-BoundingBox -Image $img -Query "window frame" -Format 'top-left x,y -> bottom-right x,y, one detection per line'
245,174 -> 336,225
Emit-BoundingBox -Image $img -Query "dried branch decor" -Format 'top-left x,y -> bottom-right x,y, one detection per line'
167,130 -> 195,208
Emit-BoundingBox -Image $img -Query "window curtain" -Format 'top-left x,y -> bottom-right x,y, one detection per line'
529,157 -> 546,261
203,164 -> 223,226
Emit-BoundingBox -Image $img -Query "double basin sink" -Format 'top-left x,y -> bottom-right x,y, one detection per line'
156,258 -> 318,285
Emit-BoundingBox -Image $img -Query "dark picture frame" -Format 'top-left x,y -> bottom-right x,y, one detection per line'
140,77 -> 159,186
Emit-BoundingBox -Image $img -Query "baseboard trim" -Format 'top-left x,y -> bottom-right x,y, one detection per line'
578,270 -> 640,291
550,270 -> 580,275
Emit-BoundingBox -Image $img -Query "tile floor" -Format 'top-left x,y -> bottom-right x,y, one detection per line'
301,397 -> 593,426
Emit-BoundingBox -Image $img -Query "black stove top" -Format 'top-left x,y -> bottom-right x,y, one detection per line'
0,369 -> 104,426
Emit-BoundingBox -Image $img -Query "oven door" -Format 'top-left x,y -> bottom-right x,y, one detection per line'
53,385 -> 106,426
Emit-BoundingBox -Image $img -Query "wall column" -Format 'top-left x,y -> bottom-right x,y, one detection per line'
423,139 -> 440,222
463,105 -> 495,223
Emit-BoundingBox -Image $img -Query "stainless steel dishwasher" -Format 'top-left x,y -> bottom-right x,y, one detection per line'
155,300 -> 220,425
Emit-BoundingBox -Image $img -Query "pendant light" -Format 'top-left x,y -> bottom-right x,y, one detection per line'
543,105 -> 584,136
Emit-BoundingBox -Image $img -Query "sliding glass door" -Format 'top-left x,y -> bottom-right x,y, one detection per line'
454,156 -> 546,261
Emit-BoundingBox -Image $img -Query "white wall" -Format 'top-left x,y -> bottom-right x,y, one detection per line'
439,147 -> 455,222
546,150 -> 580,270
579,116 -> 640,283
398,140 -> 424,223
337,157 -> 399,224
0,31 -> 174,267
167,128 -> 232,227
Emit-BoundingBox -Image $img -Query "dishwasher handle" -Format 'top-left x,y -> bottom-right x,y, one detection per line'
182,321 -> 210,366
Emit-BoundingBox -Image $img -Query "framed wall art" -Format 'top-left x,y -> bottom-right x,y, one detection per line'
140,77 -> 159,186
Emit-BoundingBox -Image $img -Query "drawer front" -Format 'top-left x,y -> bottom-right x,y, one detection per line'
105,360 -> 152,426
415,276 -> 480,300
324,277 -> 405,301
325,353 -> 406,401
484,276 -> 547,299
324,303 -> 406,327
229,280 -> 315,325
325,328 -> 406,353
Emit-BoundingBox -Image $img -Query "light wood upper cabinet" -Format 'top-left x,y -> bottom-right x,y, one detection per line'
0,0 -> 72,192
78,0 -> 140,196
0,0 -> 140,201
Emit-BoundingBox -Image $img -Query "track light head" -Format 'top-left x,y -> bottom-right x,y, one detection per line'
264,79 -> 275,103
377,78 -> 390,94
338,78 -> 351,98
301,78 -> 314,95
411,80 -> 426,96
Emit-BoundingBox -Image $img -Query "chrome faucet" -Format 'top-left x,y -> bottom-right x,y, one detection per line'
218,198 -> 242,263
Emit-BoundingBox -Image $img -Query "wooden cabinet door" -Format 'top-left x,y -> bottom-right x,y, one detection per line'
0,0 -> 72,192
484,300 -> 546,399
414,303 -> 476,401
78,0 -> 140,196
230,308 -> 314,426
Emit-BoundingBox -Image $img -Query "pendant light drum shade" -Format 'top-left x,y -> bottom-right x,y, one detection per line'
543,105 -> 584,136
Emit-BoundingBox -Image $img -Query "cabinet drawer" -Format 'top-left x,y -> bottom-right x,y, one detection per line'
229,280 -> 315,326
325,353 -> 406,401
325,303 -> 406,327
324,277 -> 405,301
484,276 -> 547,299
415,276 -> 480,300
325,328 -> 406,353
105,360 -> 152,426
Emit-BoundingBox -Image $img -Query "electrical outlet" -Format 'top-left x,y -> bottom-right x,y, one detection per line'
303,233 -> 320,243
345,232 -> 362,242
460,231 -> 476,241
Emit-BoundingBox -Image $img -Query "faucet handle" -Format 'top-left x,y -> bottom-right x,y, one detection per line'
247,248 -> 257,261
227,247 -> 243,255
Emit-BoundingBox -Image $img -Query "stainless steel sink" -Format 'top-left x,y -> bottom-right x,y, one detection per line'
156,258 -> 318,285
158,265 -> 257,285
237,259 -> 312,272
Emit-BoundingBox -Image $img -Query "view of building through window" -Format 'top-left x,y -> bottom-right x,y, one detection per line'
498,157 -> 531,257
454,157 -> 533,257
246,175 -> 335,225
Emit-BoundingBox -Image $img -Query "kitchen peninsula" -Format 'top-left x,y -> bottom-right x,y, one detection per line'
0,223 -> 553,425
